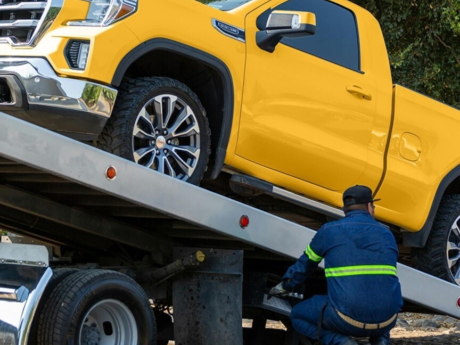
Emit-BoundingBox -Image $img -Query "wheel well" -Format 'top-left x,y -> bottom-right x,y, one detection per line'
403,166 -> 460,248
118,49 -> 226,178
443,176 -> 460,196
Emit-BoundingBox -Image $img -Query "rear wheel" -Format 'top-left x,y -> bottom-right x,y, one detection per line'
37,269 -> 156,345
30,268 -> 80,345
412,195 -> 460,284
97,77 -> 211,185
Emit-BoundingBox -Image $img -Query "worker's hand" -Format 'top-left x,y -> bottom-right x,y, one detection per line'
267,281 -> 288,300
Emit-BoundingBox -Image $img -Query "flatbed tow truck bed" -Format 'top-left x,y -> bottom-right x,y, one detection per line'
0,112 -> 459,345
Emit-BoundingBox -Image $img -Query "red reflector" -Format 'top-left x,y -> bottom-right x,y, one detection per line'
240,215 -> 250,228
106,166 -> 117,180
457,298 -> 460,308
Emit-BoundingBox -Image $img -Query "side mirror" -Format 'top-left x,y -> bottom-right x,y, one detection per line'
256,11 -> 316,53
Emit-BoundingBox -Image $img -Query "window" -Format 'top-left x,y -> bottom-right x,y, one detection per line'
274,0 -> 360,71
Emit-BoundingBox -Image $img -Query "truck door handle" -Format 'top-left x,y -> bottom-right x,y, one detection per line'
346,85 -> 372,100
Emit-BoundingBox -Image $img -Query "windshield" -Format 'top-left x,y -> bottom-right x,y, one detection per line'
197,0 -> 254,11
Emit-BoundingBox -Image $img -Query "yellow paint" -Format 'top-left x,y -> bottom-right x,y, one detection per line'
2,0 -> 459,233
399,133 -> 422,161
376,85 -> 460,231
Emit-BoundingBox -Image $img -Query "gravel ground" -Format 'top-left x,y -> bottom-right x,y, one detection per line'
389,313 -> 460,344
260,312 -> 460,344
167,313 -> 460,344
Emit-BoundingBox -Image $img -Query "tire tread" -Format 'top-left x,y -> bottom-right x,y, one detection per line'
412,194 -> 460,283
97,77 -> 211,184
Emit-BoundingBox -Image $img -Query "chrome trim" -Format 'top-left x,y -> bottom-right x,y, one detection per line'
0,266 -> 52,345
28,0 -> 64,47
19,267 -> 52,345
0,37 -> 20,45
0,2 -> 47,11
0,20 -> 38,28
0,0 -> 63,47
212,18 -> 245,43
0,58 -> 117,118
0,286 -> 29,302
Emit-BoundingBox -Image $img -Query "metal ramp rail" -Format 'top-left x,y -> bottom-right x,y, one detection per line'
0,112 -> 459,318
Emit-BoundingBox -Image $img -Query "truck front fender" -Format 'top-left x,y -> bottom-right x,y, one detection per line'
0,243 -> 51,345
111,38 -> 234,179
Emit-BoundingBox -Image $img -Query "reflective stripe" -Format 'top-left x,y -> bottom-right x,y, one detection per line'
305,245 -> 323,262
325,265 -> 397,277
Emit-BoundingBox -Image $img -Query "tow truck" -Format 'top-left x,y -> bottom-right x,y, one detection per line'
1,113 -> 460,345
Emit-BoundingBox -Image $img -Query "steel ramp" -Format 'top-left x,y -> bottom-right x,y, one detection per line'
0,112 -> 459,318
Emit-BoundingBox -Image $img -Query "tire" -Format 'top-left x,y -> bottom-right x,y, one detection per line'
97,77 -> 211,184
37,269 -> 156,345
29,268 -> 80,345
412,195 -> 460,284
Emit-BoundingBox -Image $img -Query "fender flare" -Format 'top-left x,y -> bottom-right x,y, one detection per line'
111,38 -> 234,179
403,165 -> 460,248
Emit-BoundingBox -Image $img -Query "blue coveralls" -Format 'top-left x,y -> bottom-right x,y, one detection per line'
283,210 -> 403,345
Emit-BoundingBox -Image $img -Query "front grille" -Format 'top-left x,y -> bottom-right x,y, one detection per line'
0,0 -> 59,46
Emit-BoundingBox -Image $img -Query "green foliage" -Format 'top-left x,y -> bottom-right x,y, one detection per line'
0,230 -> 6,236
350,0 -> 460,108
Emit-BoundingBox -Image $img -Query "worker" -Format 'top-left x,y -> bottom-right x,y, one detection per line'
269,185 -> 403,345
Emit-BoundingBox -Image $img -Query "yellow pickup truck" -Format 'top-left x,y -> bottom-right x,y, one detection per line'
0,0 -> 459,284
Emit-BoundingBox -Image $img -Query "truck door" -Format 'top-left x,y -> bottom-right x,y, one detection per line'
237,0 -> 380,191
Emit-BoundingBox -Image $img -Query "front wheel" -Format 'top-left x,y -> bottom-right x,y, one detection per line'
97,77 -> 211,185
412,195 -> 460,285
37,270 -> 156,345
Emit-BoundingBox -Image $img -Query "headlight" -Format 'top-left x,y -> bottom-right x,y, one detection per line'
67,0 -> 137,27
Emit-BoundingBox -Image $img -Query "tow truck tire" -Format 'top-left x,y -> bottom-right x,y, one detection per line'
37,269 -> 155,345
97,77 -> 211,185
412,195 -> 460,285
29,268 -> 80,345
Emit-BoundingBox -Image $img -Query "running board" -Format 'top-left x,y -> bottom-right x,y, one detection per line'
229,174 -> 344,219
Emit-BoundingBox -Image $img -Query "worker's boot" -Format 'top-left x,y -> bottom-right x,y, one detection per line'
342,338 -> 359,345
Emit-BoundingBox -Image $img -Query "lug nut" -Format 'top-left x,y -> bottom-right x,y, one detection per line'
164,149 -> 169,154
156,149 -> 160,155
163,130 -> 168,135
167,140 -> 171,144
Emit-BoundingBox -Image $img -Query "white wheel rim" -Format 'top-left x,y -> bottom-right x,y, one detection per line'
447,215 -> 460,284
79,299 -> 138,345
132,93 -> 201,180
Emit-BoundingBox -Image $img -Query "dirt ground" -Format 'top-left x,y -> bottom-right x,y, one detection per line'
389,313 -> 460,344
166,313 -> 460,344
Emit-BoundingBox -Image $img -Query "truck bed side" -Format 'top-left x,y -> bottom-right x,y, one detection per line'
376,85 -> 460,232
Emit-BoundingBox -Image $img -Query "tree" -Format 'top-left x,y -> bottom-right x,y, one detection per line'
350,0 -> 460,108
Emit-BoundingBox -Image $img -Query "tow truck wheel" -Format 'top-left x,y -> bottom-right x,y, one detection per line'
97,77 -> 211,185
412,195 -> 460,285
29,268 -> 80,344
37,269 -> 155,345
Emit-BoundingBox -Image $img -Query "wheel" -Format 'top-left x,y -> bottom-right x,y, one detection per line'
97,77 -> 211,184
412,195 -> 460,284
29,268 -> 80,345
37,269 -> 155,345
